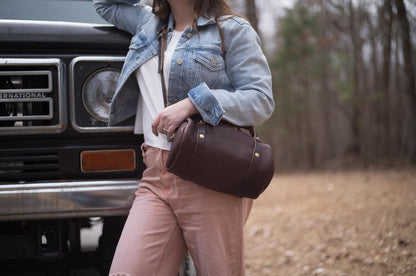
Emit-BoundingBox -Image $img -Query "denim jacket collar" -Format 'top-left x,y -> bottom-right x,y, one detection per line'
166,14 -> 217,32
197,16 -> 216,26
167,14 -> 174,31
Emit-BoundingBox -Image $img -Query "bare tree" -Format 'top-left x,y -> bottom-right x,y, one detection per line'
266,0 -> 416,170
381,0 -> 393,157
395,0 -> 416,160
245,0 -> 259,32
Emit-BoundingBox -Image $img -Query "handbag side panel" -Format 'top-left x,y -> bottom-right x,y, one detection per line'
166,118 -> 199,177
237,142 -> 275,198
182,123 -> 255,195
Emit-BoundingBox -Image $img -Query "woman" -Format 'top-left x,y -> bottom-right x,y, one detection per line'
94,0 -> 274,275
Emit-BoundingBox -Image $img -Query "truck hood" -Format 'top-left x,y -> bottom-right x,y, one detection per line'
0,19 -> 132,50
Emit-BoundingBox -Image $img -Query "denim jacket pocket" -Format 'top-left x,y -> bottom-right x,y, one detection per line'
190,51 -> 225,88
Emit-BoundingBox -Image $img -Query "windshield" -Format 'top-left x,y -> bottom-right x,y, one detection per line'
0,0 -> 108,24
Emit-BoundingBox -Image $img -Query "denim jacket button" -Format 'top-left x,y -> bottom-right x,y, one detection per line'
177,58 -> 183,65
187,33 -> 193,39
211,58 -> 217,66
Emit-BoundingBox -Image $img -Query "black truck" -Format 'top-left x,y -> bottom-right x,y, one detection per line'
0,0 -> 146,274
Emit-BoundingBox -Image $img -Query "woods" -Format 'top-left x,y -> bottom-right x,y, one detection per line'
233,0 -> 416,171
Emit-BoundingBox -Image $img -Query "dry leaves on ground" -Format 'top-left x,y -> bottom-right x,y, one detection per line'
244,170 -> 416,276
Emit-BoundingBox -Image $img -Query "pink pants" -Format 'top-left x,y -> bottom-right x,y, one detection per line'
109,144 -> 253,276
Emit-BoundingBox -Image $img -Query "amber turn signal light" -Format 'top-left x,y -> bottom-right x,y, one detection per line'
81,149 -> 136,172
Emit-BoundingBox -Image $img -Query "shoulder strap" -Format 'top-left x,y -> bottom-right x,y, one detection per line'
158,23 -> 169,107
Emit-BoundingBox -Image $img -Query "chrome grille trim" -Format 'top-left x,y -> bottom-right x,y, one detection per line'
0,58 -> 66,135
0,70 -> 52,93
0,98 -> 53,121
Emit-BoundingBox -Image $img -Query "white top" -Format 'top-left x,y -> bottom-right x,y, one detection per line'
163,30 -> 183,87
134,30 -> 183,150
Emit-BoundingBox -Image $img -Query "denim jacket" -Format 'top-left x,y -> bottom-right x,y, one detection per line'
94,0 -> 274,127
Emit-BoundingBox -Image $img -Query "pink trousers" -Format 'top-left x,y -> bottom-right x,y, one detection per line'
109,144 -> 253,276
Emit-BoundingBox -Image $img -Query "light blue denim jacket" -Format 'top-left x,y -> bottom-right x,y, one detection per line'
94,0 -> 274,127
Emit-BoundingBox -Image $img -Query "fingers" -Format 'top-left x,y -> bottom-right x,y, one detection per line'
161,127 -> 171,137
164,127 -> 174,138
152,114 -> 173,137
152,115 -> 160,136
151,98 -> 197,138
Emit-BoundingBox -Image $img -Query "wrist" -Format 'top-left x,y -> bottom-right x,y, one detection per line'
185,98 -> 198,115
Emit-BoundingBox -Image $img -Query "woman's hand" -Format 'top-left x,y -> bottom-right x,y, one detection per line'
152,98 -> 198,137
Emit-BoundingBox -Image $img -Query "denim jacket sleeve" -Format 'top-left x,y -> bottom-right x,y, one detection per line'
93,0 -> 151,35
188,19 -> 275,127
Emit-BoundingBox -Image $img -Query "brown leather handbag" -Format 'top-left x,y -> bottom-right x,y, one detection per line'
158,25 -> 275,199
166,116 -> 275,198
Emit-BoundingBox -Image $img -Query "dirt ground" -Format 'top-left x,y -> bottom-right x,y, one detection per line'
244,170 -> 416,276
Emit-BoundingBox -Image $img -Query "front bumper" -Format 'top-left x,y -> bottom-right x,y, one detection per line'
0,179 -> 138,221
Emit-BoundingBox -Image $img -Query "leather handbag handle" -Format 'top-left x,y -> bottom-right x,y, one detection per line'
236,126 -> 256,138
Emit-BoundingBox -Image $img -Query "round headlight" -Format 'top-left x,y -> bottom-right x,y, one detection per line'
82,68 -> 120,122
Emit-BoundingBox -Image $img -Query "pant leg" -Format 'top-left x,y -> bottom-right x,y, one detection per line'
161,151 -> 253,276
177,184 -> 253,276
109,146 -> 187,276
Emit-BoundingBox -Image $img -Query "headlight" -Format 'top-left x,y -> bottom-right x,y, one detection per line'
82,68 -> 120,122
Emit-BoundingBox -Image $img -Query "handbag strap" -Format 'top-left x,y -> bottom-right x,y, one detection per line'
158,23 -> 169,107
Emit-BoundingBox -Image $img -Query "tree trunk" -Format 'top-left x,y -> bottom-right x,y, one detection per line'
381,0 -> 393,157
347,0 -> 362,158
395,0 -> 416,161
244,0 -> 259,33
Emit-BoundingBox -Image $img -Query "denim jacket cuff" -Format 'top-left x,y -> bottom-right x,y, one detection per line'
188,83 -> 224,126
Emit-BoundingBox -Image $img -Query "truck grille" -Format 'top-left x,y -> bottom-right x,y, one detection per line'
0,59 -> 65,135
0,151 -> 59,180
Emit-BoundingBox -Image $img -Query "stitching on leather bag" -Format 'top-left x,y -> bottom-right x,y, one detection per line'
236,136 -> 258,197
168,119 -> 191,177
182,120 -> 205,180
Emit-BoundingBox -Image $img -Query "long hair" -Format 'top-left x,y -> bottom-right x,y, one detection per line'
152,0 -> 240,52
152,0 -> 237,22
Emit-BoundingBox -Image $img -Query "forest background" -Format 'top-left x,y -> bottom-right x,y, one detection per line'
230,0 -> 416,172
226,2 -> 416,275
